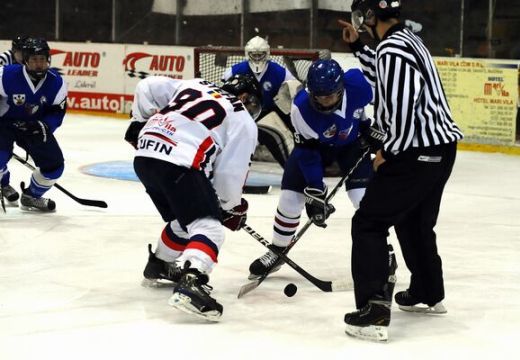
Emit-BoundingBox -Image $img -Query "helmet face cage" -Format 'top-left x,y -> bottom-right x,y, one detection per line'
221,74 -> 263,120
306,60 -> 344,114
245,36 -> 270,74
22,38 -> 51,80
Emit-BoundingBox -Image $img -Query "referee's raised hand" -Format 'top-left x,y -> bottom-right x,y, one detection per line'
338,19 -> 359,44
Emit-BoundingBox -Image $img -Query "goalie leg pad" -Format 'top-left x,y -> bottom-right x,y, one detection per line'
257,111 -> 294,167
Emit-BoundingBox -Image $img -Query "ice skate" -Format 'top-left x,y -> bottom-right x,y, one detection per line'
168,264 -> 223,322
394,290 -> 447,314
2,184 -> 20,206
141,244 -> 182,287
344,296 -> 391,342
248,244 -> 286,280
20,183 -> 56,212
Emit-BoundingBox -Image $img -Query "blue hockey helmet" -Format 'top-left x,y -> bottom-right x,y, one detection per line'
306,59 -> 344,113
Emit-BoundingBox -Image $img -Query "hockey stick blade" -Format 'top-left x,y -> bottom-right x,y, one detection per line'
239,224 -> 350,297
12,153 -> 108,208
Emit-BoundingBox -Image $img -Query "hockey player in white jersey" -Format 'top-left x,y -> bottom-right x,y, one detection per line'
222,36 -> 296,167
127,74 -> 260,321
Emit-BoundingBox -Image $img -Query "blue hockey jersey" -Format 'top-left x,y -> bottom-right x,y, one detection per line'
0,64 -> 67,132
290,68 -> 372,188
223,60 -> 295,113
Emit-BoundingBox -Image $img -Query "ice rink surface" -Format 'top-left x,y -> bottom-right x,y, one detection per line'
1,114 -> 519,359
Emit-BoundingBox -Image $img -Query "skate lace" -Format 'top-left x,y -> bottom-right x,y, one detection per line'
259,251 -> 279,267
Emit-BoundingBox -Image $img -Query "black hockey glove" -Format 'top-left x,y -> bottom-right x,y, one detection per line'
124,121 -> 146,149
304,187 -> 336,228
13,120 -> 49,145
359,118 -> 385,152
222,198 -> 248,231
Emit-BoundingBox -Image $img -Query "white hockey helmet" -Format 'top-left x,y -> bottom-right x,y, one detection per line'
245,36 -> 270,75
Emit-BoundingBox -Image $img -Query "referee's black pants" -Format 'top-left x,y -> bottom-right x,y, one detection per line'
351,142 -> 457,308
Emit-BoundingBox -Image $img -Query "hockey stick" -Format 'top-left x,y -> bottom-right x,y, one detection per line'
243,185 -> 272,194
240,224 -> 352,296
12,153 -> 108,208
237,147 -> 370,298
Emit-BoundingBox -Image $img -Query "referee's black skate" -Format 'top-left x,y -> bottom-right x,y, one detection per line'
141,244 -> 182,287
344,296 -> 391,342
394,290 -> 447,314
248,244 -> 286,280
20,184 -> 55,212
168,264 -> 223,322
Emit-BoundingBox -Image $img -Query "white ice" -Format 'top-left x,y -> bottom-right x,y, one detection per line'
1,114 -> 519,359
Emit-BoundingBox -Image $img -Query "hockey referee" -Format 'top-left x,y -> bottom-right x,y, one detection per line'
339,0 -> 464,341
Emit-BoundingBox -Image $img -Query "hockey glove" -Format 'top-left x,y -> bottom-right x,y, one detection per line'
124,121 -> 146,149
304,187 -> 336,228
359,118 -> 385,152
222,198 -> 249,231
13,120 -> 49,145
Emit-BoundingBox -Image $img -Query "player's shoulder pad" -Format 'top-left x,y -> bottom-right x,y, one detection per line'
344,68 -> 373,106
293,87 -> 310,109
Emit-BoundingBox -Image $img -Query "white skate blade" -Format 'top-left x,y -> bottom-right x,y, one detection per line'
168,292 -> 221,322
141,278 -> 175,288
345,324 -> 388,342
398,302 -> 447,314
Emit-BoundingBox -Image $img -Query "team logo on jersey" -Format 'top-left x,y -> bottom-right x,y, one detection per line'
13,94 -> 25,106
262,81 -> 273,92
338,124 -> 353,140
352,108 -> 364,119
323,124 -> 337,138
40,96 -> 48,105
25,104 -> 39,115
207,90 -> 222,99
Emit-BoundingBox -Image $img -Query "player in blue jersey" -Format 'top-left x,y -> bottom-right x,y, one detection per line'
247,59 -> 375,278
0,37 -> 68,211
222,36 -> 296,167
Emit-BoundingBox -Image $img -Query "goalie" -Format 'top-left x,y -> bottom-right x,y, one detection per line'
222,36 -> 297,167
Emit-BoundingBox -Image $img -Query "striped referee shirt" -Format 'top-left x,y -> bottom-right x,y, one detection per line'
0,50 -> 16,66
350,24 -> 463,157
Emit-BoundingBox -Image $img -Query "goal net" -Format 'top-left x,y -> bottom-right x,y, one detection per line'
194,46 -> 329,86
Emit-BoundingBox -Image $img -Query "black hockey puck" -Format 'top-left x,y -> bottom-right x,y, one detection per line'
284,283 -> 297,297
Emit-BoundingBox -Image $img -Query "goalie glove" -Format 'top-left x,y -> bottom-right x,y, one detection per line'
304,187 -> 336,228
12,120 -> 49,145
222,198 -> 248,231
124,121 -> 146,149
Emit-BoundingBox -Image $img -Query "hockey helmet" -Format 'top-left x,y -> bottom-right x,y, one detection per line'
12,35 -> 28,51
306,59 -> 344,114
244,36 -> 270,75
351,0 -> 401,31
22,37 -> 51,80
222,74 -> 263,120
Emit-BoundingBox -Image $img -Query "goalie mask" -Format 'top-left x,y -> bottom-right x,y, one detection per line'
22,37 -> 51,81
245,36 -> 270,75
351,0 -> 401,32
306,59 -> 344,114
222,74 -> 263,120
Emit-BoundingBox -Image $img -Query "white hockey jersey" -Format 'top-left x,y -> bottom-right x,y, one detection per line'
134,77 -> 258,211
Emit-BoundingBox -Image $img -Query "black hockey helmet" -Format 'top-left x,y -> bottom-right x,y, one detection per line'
11,35 -> 28,51
22,37 -> 51,80
221,74 -> 263,120
351,0 -> 401,31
